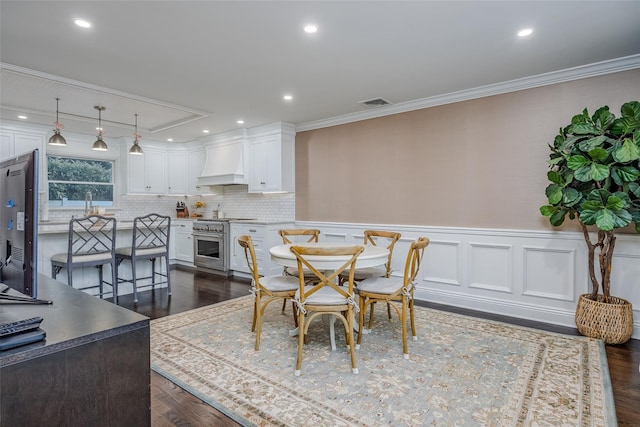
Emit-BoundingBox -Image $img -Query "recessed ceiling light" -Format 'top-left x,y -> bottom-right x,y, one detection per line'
304,24 -> 318,34
283,95 -> 293,101
167,138 -> 173,142
518,28 -> 533,37
203,129 -> 210,134
237,120 -> 245,125
18,115 -> 27,120
74,19 -> 91,28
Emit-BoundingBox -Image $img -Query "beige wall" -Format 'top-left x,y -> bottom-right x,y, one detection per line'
295,69 -> 640,232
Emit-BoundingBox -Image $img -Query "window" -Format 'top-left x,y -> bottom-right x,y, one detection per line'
48,156 -> 114,207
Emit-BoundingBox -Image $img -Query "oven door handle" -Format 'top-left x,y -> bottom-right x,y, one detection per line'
192,232 -> 223,238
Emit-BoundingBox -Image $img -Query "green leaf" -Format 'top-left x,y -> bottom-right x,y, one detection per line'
588,147 -> 608,161
615,165 -> 640,182
596,209 -> 633,230
574,165 -> 593,182
547,171 -> 564,185
567,155 -> 589,170
621,101 -> 640,120
611,117 -> 640,136
629,182 -> 640,198
613,138 -> 640,162
540,205 -> 556,217
550,209 -> 567,226
571,111 -> 589,125
579,208 -> 599,225
605,195 -> 624,211
584,189 -> 610,208
545,184 -> 563,204
563,188 -> 582,206
571,123 -> 598,135
590,163 -> 610,181
578,135 -> 607,152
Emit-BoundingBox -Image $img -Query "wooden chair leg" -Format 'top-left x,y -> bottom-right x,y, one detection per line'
295,310 -> 305,376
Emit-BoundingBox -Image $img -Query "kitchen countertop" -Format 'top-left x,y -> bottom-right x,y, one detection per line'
38,218 -> 294,233
38,220 -> 136,235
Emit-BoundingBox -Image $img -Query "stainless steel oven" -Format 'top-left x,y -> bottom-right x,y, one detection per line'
192,220 -> 229,275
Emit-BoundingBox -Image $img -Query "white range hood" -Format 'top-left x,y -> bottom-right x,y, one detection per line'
197,130 -> 247,186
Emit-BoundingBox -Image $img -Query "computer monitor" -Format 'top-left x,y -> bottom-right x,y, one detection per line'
0,148 -> 49,303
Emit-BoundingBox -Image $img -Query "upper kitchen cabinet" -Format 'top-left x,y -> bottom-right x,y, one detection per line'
187,149 -> 208,194
0,125 -> 47,190
127,146 -> 167,194
167,150 -> 187,194
247,122 -> 295,193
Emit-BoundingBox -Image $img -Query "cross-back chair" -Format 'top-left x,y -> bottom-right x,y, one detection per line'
115,213 -> 171,304
339,230 -> 401,285
238,235 -> 298,351
278,228 -> 321,277
51,215 -> 118,302
356,237 -> 430,359
290,244 -> 364,376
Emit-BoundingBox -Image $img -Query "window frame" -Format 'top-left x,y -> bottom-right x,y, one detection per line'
47,155 -> 116,208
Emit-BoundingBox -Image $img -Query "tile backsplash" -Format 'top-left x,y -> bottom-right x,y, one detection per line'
44,185 -> 295,222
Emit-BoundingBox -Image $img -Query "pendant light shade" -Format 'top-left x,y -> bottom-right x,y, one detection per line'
92,106 -> 108,151
48,98 -> 67,146
129,114 -> 143,155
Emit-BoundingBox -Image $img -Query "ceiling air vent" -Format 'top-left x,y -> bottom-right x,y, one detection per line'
358,97 -> 392,107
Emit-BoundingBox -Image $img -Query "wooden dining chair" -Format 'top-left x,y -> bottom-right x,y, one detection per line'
339,230 -> 401,284
238,235 -> 299,351
115,213 -> 171,304
51,215 -> 118,302
278,229 -> 320,277
290,244 -> 364,376
338,230 -> 401,322
356,237 -> 430,359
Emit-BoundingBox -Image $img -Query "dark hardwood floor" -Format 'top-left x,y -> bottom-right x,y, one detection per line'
115,267 -> 640,426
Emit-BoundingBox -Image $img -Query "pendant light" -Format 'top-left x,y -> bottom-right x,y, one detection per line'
92,106 -> 108,151
129,114 -> 143,155
48,98 -> 67,146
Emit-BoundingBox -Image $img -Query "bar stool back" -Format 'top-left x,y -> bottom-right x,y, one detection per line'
51,215 -> 117,302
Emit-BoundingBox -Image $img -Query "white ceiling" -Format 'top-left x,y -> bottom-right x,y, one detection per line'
1,1 -> 640,144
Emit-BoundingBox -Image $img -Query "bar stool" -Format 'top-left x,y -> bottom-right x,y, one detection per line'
115,213 -> 171,304
51,215 -> 118,303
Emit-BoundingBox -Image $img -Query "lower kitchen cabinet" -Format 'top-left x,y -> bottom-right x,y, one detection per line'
230,221 -> 293,276
172,220 -> 194,266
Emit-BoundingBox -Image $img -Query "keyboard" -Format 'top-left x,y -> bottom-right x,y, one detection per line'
0,316 -> 43,337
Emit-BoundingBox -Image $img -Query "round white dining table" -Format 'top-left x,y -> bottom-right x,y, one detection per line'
269,242 -> 389,270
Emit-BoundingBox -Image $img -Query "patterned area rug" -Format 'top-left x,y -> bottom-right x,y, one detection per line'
150,295 -> 616,426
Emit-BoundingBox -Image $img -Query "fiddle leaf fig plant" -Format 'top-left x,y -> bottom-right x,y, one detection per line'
540,101 -> 640,302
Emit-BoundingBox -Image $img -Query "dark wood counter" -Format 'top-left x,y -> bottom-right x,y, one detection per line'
0,274 -> 150,426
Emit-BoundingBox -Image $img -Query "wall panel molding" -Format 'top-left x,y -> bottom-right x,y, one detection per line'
296,221 -> 640,339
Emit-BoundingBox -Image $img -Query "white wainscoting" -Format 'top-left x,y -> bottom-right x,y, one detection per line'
296,221 -> 640,340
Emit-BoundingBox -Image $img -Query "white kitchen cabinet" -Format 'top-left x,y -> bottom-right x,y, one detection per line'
167,150 -> 187,194
187,148 -> 206,194
127,146 -> 167,194
172,220 -> 194,265
247,122 -> 295,193
230,221 -> 293,276
0,127 -> 46,190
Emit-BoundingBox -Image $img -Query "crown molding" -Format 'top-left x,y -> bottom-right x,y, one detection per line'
296,54 -> 640,133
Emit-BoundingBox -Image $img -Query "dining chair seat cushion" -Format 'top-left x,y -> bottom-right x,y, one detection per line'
296,285 -> 349,306
284,266 -> 314,277
260,275 -> 299,292
357,276 -> 406,295
51,251 -> 114,264
341,266 -> 387,280
115,246 -> 167,258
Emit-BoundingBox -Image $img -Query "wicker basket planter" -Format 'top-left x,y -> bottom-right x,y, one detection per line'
575,294 -> 633,344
